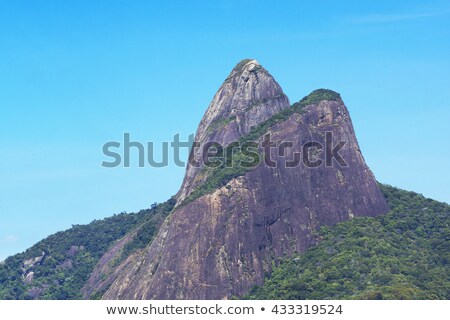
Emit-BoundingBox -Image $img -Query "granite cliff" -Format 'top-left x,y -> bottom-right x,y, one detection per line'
83,59 -> 390,299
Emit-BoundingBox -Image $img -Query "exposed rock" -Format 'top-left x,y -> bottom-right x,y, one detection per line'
81,228 -> 140,298
23,253 -> 45,269
100,60 -> 389,299
24,271 -> 34,284
59,259 -> 73,270
176,59 -> 290,205
67,245 -> 82,257
28,286 -> 45,299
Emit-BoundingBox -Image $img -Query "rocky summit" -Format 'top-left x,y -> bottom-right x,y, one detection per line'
176,59 -> 291,205
82,59 -> 390,299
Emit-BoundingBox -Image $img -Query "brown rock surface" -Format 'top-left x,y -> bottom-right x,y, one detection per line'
89,60 -> 389,299
176,59 -> 290,205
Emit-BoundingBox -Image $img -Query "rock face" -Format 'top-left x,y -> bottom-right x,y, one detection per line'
176,59 -> 290,205
81,229 -> 139,299
96,59 -> 389,299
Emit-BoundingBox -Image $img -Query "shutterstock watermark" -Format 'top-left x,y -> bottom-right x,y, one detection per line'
101,132 -> 348,169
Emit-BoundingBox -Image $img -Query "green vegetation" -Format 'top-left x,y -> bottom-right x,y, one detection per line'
112,198 -> 175,266
182,90 -> 341,205
0,198 -> 175,299
299,89 -> 341,106
244,184 -> 450,300
233,59 -> 254,72
206,116 -> 236,133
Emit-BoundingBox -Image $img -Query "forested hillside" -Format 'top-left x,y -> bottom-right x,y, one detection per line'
244,184 -> 449,299
0,199 -> 175,299
1,184 -> 448,300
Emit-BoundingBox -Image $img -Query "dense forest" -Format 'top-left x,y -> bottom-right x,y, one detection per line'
0,198 -> 175,299
244,184 -> 449,299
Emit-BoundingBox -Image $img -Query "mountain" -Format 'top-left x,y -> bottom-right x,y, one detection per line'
176,59 -> 290,205
1,59 -> 446,300
92,59 -> 389,299
2,185 -> 448,300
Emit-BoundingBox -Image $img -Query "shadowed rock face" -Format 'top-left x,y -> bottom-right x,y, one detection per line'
96,60 -> 389,300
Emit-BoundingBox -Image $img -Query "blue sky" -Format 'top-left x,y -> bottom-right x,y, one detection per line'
0,0 -> 449,260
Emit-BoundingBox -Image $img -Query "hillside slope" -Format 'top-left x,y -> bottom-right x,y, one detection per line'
0,199 -> 175,299
2,184 -> 447,300
244,184 -> 450,299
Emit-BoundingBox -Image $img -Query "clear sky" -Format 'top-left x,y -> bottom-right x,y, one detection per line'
1,0 -> 449,261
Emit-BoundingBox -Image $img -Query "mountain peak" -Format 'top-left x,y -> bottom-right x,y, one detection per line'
230,58 -> 260,74
176,59 -> 290,203
301,89 -> 342,105
197,58 -> 289,143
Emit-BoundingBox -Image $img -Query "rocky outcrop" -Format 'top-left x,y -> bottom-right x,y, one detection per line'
176,59 -> 290,205
24,272 -> 34,284
23,253 -> 45,270
21,252 -> 45,285
97,60 -> 389,300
